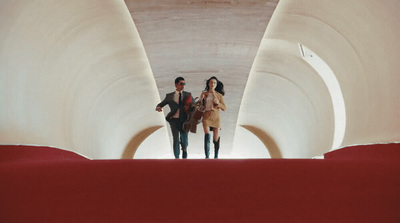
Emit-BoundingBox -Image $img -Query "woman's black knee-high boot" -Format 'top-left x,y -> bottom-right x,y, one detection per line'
204,134 -> 210,158
213,137 -> 220,159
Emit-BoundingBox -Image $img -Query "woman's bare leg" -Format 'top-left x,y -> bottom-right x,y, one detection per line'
203,122 -> 210,134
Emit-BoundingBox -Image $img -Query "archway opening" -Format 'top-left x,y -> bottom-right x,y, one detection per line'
122,126 -> 164,159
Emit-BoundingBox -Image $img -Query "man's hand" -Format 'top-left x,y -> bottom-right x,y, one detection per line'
156,107 -> 163,112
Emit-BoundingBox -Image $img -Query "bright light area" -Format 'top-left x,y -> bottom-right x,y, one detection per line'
134,126 -> 171,159
135,127 -> 249,159
231,126 -> 271,158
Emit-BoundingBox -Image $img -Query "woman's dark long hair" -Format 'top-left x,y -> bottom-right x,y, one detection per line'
204,76 -> 225,96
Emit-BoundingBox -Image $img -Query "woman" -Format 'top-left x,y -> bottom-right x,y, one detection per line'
200,76 -> 226,158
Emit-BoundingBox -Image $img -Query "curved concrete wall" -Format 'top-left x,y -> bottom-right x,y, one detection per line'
0,0 -> 170,159
1,0 -> 398,159
236,0 -> 400,157
235,39 -> 335,158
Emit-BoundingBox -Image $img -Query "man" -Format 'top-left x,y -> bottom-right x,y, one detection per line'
156,77 -> 192,159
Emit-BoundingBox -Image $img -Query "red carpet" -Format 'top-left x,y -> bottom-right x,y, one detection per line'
0,145 -> 89,163
1,144 -> 399,223
324,143 -> 400,163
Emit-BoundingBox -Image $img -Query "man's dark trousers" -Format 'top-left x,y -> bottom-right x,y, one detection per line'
169,118 -> 188,158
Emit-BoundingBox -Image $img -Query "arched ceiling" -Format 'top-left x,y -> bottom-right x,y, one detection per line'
236,0 -> 400,158
0,0 -> 398,159
0,0 -> 170,159
125,0 -> 279,156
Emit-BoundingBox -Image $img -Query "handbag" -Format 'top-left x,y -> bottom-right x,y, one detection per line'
182,97 -> 204,133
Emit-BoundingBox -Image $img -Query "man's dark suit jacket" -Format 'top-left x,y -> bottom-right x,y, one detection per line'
156,91 -> 192,122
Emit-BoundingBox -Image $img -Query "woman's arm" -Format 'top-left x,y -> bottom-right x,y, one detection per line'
215,93 -> 226,111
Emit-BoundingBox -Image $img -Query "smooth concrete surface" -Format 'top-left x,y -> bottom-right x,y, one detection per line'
126,0 -> 279,157
0,0 -> 170,159
236,0 -> 399,157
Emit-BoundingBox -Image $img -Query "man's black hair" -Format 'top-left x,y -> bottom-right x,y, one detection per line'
175,77 -> 185,85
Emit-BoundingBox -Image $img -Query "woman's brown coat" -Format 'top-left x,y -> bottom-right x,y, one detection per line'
200,91 -> 226,128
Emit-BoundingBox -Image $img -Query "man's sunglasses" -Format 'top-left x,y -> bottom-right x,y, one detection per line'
179,83 -> 186,86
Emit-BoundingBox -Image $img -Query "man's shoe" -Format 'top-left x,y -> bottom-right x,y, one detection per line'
182,148 -> 188,159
